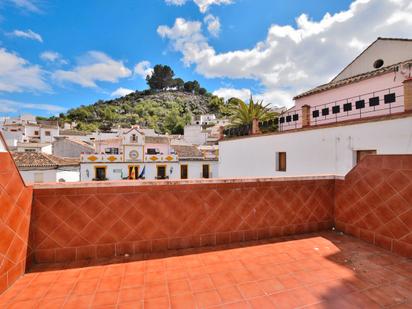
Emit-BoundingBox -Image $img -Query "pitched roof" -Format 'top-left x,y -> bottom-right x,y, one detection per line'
172,145 -> 203,159
12,152 -> 79,168
60,129 -> 89,136
145,136 -> 170,144
294,59 -> 412,99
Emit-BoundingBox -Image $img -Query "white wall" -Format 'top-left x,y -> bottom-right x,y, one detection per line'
19,167 -> 80,184
219,116 -> 412,178
180,160 -> 219,179
56,168 -> 80,182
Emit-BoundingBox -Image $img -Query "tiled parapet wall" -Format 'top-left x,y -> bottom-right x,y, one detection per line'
335,155 -> 412,257
30,177 -> 335,264
0,151 -> 33,294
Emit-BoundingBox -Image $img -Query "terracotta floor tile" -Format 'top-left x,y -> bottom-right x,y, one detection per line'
218,300 -> 251,309
268,290 -> 300,309
145,271 -> 167,284
248,295 -> 275,308
216,285 -> 244,303
194,290 -> 222,308
63,294 -> 93,308
237,282 -> 265,299
144,296 -> 170,309
36,297 -> 66,309
92,291 -> 119,307
209,273 -> 236,287
72,278 -> 99,296
170,293 -> 197,309
118,287 -> 144,303
43,282 -> 75,299
168,279 -> 191,295
258,278 -> 285,294
97,276 -> 122,292
118,300 -> 143,309
122,273 -> 144,288
189,276 -> 214,292
144,283 -> 168,299
6,299 -> 38,309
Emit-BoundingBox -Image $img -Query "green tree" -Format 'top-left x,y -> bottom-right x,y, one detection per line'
230,97 -> 274,125
184,80 -> 200,93
173,78 -> 184,90
198,87 -> 207,95
146,64 -> 175,90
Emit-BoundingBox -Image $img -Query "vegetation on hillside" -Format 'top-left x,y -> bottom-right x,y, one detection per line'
53,64 -> 274,134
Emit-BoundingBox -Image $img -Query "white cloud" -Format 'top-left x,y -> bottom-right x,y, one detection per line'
134,61 -> 153,79
213,87 -> 251,101
8,29 -> 43,42
53,51 -> 132,88
165,0 -> 233,13
40,51 -> 67,64
158,0 -> 412,107
0,99 -> 65,114
204,14 -> 220,37
111,87 -> 134,98
0,48 -> 49,93
8,0 -> 41,13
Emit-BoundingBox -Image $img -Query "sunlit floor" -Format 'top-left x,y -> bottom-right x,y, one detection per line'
0,231 -> 411,309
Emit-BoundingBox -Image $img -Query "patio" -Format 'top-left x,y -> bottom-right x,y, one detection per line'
1,231 -> 411,309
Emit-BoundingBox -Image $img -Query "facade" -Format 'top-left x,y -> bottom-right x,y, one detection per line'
16,142 -> 52,154
53,137 -> 94,158
12,152 -> 80,184
80,127 -> 218,181
219,37 -> 412,178
278,38 -> 411,132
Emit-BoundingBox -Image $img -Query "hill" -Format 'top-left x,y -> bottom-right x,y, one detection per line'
59,90 -> 229,134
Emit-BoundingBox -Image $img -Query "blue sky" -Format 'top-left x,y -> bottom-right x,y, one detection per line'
0,0 -> 410,117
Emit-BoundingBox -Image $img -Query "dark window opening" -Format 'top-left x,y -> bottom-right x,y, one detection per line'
332,106 -> 340,114
384,93 -> 396,104
312,110 -> 319,118
128,166 -> 139,180
181,165 -> 188,179
369,97 -> 380,107
147,148 -> 157,155
95,167 -> 106,181
292,114 -> 299,121
286,115 -> 292,122
202,164 -> 210,178
277,152 -> 286,172
322,108 -> 329,116
157,166 -> 167,179
373,59 -> 384,69
356,100 -> 365,109
279,117 -> 285,124
343,103 -> 352,112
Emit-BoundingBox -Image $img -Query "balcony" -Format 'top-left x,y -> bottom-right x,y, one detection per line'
1,144 -> 411,308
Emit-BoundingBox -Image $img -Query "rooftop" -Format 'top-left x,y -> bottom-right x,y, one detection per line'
1,231 -> 410,308
12,152 -> 80,168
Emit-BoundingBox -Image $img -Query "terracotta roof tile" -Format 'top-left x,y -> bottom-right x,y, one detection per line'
12,152 -> 79,168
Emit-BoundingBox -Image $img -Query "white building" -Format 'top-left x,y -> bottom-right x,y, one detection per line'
16,142 -> 52,154
53,137 -> 94,158
219,37 -> 412,178
12,152 -> 80,184
80,127 -> 218,181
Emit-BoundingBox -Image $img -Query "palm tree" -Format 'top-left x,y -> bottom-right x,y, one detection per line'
230,96 -> 275,126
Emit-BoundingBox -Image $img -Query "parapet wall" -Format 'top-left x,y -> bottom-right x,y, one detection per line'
30,177 -> 335,264
335,155 -> 412,257
0,148 -> 33,294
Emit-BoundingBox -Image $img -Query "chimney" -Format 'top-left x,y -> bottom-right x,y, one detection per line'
218,126 -> 224,140
251,118 -> 261,135
403,78 -> 412,112
302,105 -> 311,127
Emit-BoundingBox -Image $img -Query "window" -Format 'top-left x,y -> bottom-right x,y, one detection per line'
128,165 -> 139,180
369,97 -> 380,107
157,165 -> 167,179
384,93 -> 396,104
276,152 -> 287,172
321,108 -> 329,116
202,164 -> 210,178
312,110 -> 319,118
279,117 -> 285,124
94,166 -> 107,181
332,106 -> 340,114
105,148 -> 119,154
24,149 -> 36,152
34,173 -> 44,183
343,103 -> 352,112
292,114 -> 299,121
131,134 -> 137,143
180,165 -> 188,179
355,100 -> 365,109
147,148 -> 157,155
45,131 -> 51,136
286,115 -> 292,122
34,130 -> 39,136
356,150 -> 377,164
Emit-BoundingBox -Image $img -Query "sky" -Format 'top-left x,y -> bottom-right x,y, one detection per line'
0,0 -> 411,117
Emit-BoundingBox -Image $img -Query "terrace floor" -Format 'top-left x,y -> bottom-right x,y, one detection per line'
1,231 -> 411,309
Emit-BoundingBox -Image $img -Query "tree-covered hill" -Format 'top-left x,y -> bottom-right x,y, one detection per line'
55,65 -> 237,134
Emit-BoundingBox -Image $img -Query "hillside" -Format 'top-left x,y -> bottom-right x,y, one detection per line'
59,90 -> 228,134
